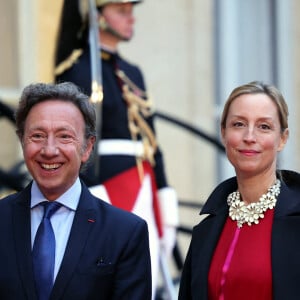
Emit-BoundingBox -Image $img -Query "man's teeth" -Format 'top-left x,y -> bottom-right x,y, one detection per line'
41,163 -> 60,170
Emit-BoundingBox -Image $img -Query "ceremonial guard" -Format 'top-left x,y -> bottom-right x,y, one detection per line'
55,0 -> 179,296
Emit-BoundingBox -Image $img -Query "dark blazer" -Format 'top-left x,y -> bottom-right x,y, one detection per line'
0,181 -> 152,300
179,170 -> 300,300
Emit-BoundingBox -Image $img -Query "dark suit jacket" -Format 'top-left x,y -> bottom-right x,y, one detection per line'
0,181 -> 152,299
179,170 -> 300,300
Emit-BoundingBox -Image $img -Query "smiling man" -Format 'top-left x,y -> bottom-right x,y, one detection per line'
0,82 -> 151,300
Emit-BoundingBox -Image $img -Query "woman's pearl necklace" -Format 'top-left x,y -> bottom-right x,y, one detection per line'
227,179 -> 281,228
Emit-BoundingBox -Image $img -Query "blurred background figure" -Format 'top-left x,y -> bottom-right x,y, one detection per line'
55,0 -> 179,298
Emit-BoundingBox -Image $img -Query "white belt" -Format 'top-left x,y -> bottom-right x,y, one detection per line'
97,139 -> 144,157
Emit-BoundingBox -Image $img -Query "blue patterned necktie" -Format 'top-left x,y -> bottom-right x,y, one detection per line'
32,201 -> 61,300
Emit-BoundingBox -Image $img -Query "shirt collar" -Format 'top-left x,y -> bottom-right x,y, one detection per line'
30,178 -> 82,212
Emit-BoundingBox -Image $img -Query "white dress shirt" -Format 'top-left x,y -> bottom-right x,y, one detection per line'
30,178 -> 81,280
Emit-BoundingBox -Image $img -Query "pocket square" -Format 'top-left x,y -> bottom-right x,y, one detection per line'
96,257 -> 111,267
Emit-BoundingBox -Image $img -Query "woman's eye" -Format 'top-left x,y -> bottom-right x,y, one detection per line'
259,124 -> 271,130
233,121 -> 244,127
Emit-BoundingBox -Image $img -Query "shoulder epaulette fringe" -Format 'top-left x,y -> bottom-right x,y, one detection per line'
54,49 -> 83,76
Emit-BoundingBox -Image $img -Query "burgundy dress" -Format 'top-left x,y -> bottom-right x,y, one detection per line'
208,209 -> 274,300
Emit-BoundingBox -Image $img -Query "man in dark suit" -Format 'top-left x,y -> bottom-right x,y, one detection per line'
0,82 -> 151,300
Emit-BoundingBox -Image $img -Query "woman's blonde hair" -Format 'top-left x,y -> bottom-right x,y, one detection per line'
221,81 -> 289,132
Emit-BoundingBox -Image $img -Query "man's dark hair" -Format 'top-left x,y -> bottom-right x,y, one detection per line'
15,82 -> 97,141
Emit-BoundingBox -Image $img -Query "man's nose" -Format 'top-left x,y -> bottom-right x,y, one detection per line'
40,137 -> 59,156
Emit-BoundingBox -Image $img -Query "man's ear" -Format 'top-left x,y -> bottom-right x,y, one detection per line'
82,136 -> 96,163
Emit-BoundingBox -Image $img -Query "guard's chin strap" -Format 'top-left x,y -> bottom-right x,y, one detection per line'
98,16 -> 131,41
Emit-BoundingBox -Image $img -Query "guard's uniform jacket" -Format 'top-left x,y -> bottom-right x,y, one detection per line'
56,47 -> 167,188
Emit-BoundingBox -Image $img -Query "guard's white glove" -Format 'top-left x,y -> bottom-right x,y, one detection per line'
158,187 -> 179,258
161,225 -> 177,258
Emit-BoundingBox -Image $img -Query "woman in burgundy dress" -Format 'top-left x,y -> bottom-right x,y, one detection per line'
179,81 -> 300,299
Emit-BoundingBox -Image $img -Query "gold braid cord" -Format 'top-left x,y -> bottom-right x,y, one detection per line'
54,49 -> 83,76
116,69 -> 157,182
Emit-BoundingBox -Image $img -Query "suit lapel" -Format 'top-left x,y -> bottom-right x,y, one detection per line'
13,185 -> 38,300
191,210 -> 227,299
51,185 -> 97,299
